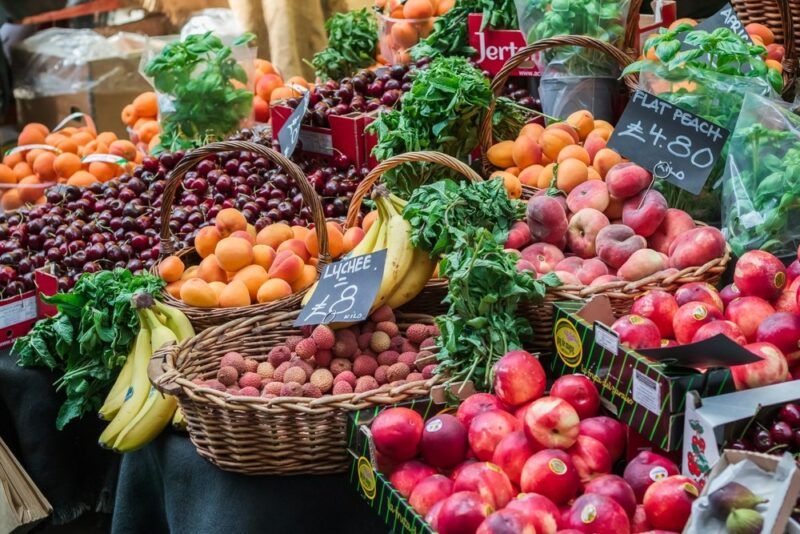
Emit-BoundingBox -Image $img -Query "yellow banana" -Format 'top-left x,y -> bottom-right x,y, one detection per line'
112,385 -> 177,452
98,327 -> 152,447
98,343 -> 136,421
370,197 -> 415,311
385,246 -> 437,309
372,197 -> 390,252
172,407 -> 187,430
142,308 -> 178,352
348,210 -> 383,257
389,193 -> 407,213
153,300 -> 194,342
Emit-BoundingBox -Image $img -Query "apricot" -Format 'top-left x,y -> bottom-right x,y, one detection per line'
487,141 -> 515,168
195,226 -> 222,258
158,255 -> 185,283
305,222 -> 344,258
18,128 -> 46,146
66,170 -> 98,187
547,122 -> 580,143
23,123 -> 48,136
512,135 -> 542,169
557,145 -> 590,165
3,152 -> 23,168
669,17 -> 697,30
197,254 -> 228,283
96,131 -> 118,146
213,208 -> 246,237
55,138 -> 79,154
256,74 -> 284,101
436,0 -> 454,14
343,227 -> 366,252
291,264 -> 318,292
362,210 -> 379,232
45,133 -> 67,146
166,280 -> 184,299
491,171 -> 522,199
277,238 -> 311,262
219,280 -> 251,307
584,133 -> 608,162
505,166 -> 520,176
403,0 -> 433,19
291,226 -> 311,241
109,139 -> 137,161
593,148 -> 623,178
17,176 -> 44,202
268,251 -> 304,282
587,167 -> 601,180
257,278 -> 293,303
230,229 -> 256,245
520,123 -> 545,142
766,59 -> 783,73
0,164 -> 14,185
252,244 -> 276,270
53,153 -> 81,179
181,265 -> 200,280
536,163 -> 556,189
133,91 -> 158,117
519,164 -> 543,186
79,140 -> 108,158
540,129 -> 574,161
246,223 -> 257,241
0,189 -> 22,210
208,281 -> 227,300
256,222 -> 293,248
746,23 -> 774,45
25,149 -> 45,167
270,86 -> 301,103
556,158 -> 589,193
391,22 -> 419,49
180,278 -> 218,308
71,131 -> 95,147
88,161 -> 117,183
566,110 -> 595,140
12,162 -> 33,180
233,264 -> 269,301
215,237 -> 254,272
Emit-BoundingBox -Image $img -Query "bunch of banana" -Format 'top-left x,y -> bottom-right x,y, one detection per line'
98,296 -> 194,452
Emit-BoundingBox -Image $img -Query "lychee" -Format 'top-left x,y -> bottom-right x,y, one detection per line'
428,324 -> 440,337
398,352 -> 417,368
217,366 -> 239,386
390,336 -> 405,352
280,382 -> 303,397
370,305 -> 395,323
361,321 -> 376,335
238,386 -> 260,397
353,355 -> 379,377
370,331 -> 391,353
332,381 -> 354,394
273,361 -> 292,382
378,350 -> 400,366
310,369 -> 334,393
357,333 -> 373,350
256,361 -> 275,379
333,337 -> 358,359
422,364 -> 437,379
239,372 -> 263,389
406,324 -> 429,345
264,381 -> 283,396
283,366 -> 308,385
376,321 -> 400,338
387,362 -> 411,382
268,346 -> 291,366
375,365 -> 389,384
355,376 -> 380,393
407,372 -> 424,382
290,356 -> 314,377
295,337 -> 317,359
226,387 -> 240,395
420,337 -> 436,350
334,370 -> 357,387
220,352 -> 246,373
315,349 -> 333,367
311,325 -> 335,350
400,340 -> 418,354
285,335 -> 304,351
330,358 -> 352,376
302,383 -> 322,398
202,379 -> 226,392
261,391 -> 276,399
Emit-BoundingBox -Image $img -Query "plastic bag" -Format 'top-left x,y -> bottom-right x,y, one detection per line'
721,92 -> 800,258
539,66 -> 620,121
180,9 -> 244,46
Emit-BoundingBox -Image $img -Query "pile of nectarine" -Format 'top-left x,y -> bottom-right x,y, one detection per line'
121,91 -> 161,153
159,207 -> 364,308
375,0 -> 452,64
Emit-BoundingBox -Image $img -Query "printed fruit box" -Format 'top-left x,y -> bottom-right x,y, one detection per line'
547,296 -> 758,451
0,290 -> 38,349
467,14 -> 537,77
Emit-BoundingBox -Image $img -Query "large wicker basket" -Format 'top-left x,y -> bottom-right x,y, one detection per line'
152,140 -> 330,331
731,0 -> 797,99
149,310 -> 440,475
344,151 -> 483,315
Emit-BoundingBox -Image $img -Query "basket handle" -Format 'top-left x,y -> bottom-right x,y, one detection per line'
479,35 -> 639,174
344,151 -> 483,229
776,0 -> 797,100
148,343 -> 182,396
158,140 -> 330,263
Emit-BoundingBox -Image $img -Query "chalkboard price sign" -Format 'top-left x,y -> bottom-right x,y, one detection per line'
277,88 -> 310,158
693,3 -> 751,43
294,249 -> 387,326
607,90 -> 730,195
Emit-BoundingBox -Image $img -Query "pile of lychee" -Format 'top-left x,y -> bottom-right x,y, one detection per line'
194,305 -> 439,398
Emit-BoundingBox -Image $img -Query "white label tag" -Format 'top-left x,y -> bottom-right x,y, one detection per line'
298,130 -> 333,156
81,153 -> 128,166
0,297 -> 37,329
52,111 -> 87,132
4,144 -> 59,156
632,369 -> 662,415
594,322 -> 619,356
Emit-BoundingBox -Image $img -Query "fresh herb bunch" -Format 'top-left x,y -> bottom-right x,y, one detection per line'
13,269 -> 165,429
310,9 -> 378,81
403,179 -> 526,257
144,32 -> 254,153
411,0 -> 519,60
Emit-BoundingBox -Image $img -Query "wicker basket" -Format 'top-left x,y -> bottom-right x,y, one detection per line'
149,310 -> 441,475
731,0 -> 797,100
522,233 -> 732,353
152,140 -> 330,331
344,151 -> 484,315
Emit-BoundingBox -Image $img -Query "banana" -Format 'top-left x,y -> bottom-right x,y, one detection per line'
370,196 -> 415,311
112,385 -> 177,453
372,197 -> 390,252
98,342 -> 136,421
98,326 -> 152,447
141,308 -> 178,352
153,300 -> 194,342
348,210 -> 383,257
172,407 -> 187,430
389,193 -> 407,213
385,246 -> 437,309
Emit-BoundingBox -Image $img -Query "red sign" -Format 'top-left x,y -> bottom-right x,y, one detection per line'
0,290 -> 38,349
468,14 -> 538,77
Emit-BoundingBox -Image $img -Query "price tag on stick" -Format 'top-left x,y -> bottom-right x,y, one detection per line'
294,249 -> 388,326
607,90 -> 730,195
277,88 -> 310,158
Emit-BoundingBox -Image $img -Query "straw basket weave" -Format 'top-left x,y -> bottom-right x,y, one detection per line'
150,310 -> 441,475
152,140 -> 330,331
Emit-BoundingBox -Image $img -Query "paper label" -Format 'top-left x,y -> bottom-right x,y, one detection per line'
632,369 -> 662,415
52,111 -> 87,132
4,144 -> 59,156
0,297 -> 37,329
594,322 -> 619,356
298,129 -> 334,156
81,153 -> 128,166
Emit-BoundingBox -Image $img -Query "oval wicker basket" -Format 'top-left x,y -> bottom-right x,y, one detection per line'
521,231 -> 732,353
344,151 -> 483,314
731,0 -> 797,100
150,310 -> 441,475
152,140 -> 330,331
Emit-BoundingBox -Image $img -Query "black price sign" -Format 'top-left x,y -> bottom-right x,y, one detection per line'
693,3 -> 751,43
277,88 -> 310,158
607,90 -> 730,195
294,250 -> 387,326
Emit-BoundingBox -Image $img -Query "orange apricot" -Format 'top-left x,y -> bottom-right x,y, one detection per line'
215,237 -> 254,272
291,265 -> 318,292
512,135 -> 542,169
557,145 -> 590,165
55,138 -> 79,154
256,278 -> 293,303
489,171 -> 521,199
555,158 -> 589,193
566,110 -> 595,140
362,210 -> 379,232
66,171 -> 98,187
197,254 -> 228,283
108,140 -> 137,161
53,153 -> 81,179
520,122 -> 545,142
230,230 -> 256,245
746,23 -> 774,46
180,278 -> 218,307
391,22 -> 419,49
121,104 -> 138,126
215,208 -> 248,237
256,74 -> 284,101
70,131 -> 95,146
233,264 -> 269,301
132,92 -> 158,117
17,128 -> 46,146
268,251 -> 304,282
25,149 -> 45,167
518,164 -> 543,187
195,226 -> 222,258
33,152 -> 57,181
12,162 -> 33,180
0,189 -> 22,211
539,129 -> 574,161
536,163 -> 556,189
486,140 -> 515,168
184,265 -> 199,280
305,222 -> 344,258
158,255 -> 185,283
88,161 -> 117,183
219,280 -> 251,307
277,238 -> 311,262
165,280 -> 184,299
546,123 -> 580,144
290,225 -> 311,241
252,244 -> 277,270
3,152 -> 23,168
256,222 -> 293,248
343,227 -> 366,253
592,148 -> 623,178
208,281 -> 227,300
403,0 -> 433,19
0,164 -> 14,185
17,176 -> 44,202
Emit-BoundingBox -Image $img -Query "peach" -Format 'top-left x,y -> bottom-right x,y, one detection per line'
643,476 -> 699,532
622,190 -> 668,237
421,414 -> 468,469
604,195 -> 624,220
550,374 -> 600,419
492,431 -> 537,486
732,342 -> 789,390
589,274 -> 621,287
592,148 -> 622,178
197,254 -> 227,283
526,195 -> 568,245
276,238 -> 311,263
256,278 -> 292,303
505,493 -> 560,534
521,243 -> 565,273
437,491 -> 492,534
252,244 -> 276,270
554,270 -> 581,285
179,278 -> 218,307
584,474 -> 637,519
540,129 -> 574,161
215,236 -> 254,272
468,410 -> 520,461
734,250 -> 786,300
256,223 -> 293,248
390,460 -> 437,498
493,350 -> 546,406
233,264 -> 268,301
725,296 -> 776,342
668,226 -> 726,270
566,110 -> 595,139
564,493 -> 630,533
523,396 -> 580,450
596,225 -> 647,268
555,257 -> 608,285
453,462 -> 515,509
512,135 -> 542,169
195,226 -> 222,258
268,251 -> 304,282
409,475 -> 454,516
745,22 -> 774,45
520,449 -> 580,505
648,208 -> 695,254
583,133 -> 607,163
692,320 -> 747,345
766,43 -> 785,62
674,282 -> 723,311
567,208 -> 609,258
579,417 -> 626,462
215,208 -> 247,236
372,407 -> 424,462
566,180 -> 610,213
775,277 -> 800,313
219,279 -> 251,307
631,290 -> 679,338
605,163 -> 651,199
720,283 -> 741,307
547,122 -> 580,144
457,394 -> 506,429
611,314 -> 661,349
673,301 -> 724,344
556,158 -> 589,193
505,221 -> 533,250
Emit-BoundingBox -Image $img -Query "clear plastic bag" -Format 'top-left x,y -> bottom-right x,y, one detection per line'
539,65 -> 620,121
721,92 -> 800,258
180,9 -> 245,46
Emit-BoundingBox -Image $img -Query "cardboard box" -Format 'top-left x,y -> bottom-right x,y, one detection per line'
637,1 -> 677,51
467,14 -> 538,77
0,291 -> 38,350
682,380 -> 800,485
548,297 -> 758,451
0,437 -> 52,533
